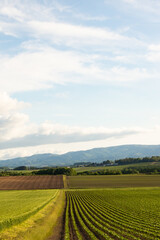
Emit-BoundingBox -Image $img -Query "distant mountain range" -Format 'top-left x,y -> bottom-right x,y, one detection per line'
1,144 -> 160,168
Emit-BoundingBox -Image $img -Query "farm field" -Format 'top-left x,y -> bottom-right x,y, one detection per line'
74,161 -> 160,173
68,175 -> 160,188
0,175 -> 160,239
0,189 -> 58,232
0,175 -> 64,190
65,188 -> 160,240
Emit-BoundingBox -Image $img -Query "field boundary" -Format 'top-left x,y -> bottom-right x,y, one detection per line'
63,175 -> 68,189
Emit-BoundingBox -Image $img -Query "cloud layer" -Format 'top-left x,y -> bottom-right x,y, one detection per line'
0,93 -> 143,151
0,0 -> 155,94
0,0 -> 160,160
0,47 -> 153,93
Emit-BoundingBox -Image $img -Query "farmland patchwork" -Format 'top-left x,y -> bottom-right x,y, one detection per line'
0,176 -> 160,239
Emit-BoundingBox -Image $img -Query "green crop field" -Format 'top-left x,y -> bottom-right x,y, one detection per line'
0,189 -> 58,232
1,175 -> 160,240
65,188 -> 160,240
68,175 -> 160,188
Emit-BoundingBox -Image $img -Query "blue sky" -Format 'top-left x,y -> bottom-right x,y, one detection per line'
0,0 -> 160,160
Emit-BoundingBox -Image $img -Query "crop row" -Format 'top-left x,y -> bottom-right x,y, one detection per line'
64,190 -> 160,240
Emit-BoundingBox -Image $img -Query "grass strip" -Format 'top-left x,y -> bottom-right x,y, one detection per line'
64,194 -> 70,240
0,190 -> 65,240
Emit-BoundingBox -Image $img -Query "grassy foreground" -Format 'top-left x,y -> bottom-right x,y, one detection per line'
0,190 -> 58,232
0,190 -> 65,240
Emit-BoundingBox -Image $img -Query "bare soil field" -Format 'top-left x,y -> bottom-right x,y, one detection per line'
0,175 -> 64,190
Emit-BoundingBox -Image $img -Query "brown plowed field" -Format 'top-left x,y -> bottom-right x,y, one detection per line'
0,175 -> 64,190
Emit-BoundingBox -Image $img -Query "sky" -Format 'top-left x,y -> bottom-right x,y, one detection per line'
1,0 -> 160,160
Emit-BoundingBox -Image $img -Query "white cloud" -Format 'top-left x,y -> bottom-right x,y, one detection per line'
0,0 -> 159,162
0,92 -> 34,142
73,13 -> 109,22
28,20 -> 124,43
122,0 -> 160,13
0,93 -> 159,160
0,0 -> 148,89
146,44 -> 160,62
0,0 -> 54,21
0,93 -> 142,151
0,92 -> 28,115
149,44 -> 160,51
0,0 -> 149,92
0,46 -> 153,93
0,48 -> 83,92
0,6 -> 24,21
0,113 -> 34,141
105,0 -> 160,17
0,19 -> 129,48
0,0 -> 145,50
0,121 -> 142,149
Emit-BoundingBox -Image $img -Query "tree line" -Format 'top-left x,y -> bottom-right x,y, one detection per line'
74,156 -> 160,167
78,167 -> 160,175
0,167 -> 76,176
115,156 -> 160,165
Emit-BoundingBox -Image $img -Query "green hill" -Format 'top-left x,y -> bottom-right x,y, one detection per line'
1,144 -> 160,168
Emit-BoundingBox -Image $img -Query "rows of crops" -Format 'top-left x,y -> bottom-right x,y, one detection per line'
0,189 -> 58,232
64,189 -> 160,240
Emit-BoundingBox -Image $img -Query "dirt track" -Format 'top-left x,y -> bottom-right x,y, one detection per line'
0,175 -> 64,190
